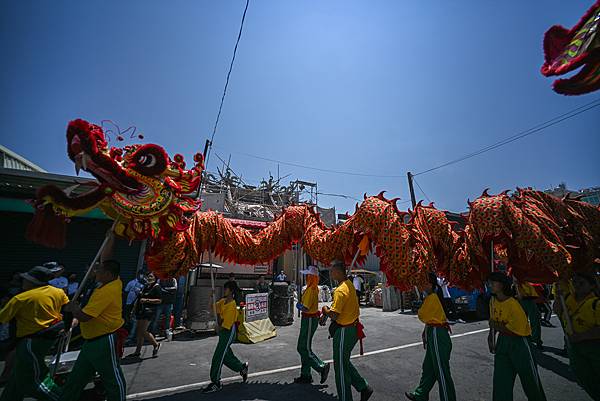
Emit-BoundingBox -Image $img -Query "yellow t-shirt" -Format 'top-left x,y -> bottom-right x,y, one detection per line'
552,281 -> 574,299
302,286 -> 319,314
566,293 -> 600,334
330,280 -> 359,326
518,283 -> 538,298
0,285 -> 69,338
216,298 -> 238,330
418,294 -> 447,325
80,279 -> 124,339
490,296 -> 531,337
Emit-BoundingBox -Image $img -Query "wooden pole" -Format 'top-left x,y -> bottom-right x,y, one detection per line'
296,243 -> 301,318
208,250 -> 219,334
348,247 -> 361,276
557,285 -> 574,335
54,220 -> 118,375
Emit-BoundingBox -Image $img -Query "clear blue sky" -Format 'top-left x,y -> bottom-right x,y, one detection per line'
1,1 -> 598,213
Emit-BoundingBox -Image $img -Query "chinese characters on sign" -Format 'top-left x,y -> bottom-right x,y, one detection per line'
245,293 -> 269,322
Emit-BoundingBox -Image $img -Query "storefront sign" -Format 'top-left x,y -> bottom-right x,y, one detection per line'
245,293 -> 269,322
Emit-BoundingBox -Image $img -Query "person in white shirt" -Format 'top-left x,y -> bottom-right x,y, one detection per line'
436,276 -> 463,323
275,271 -> 288,282
353,274 -> 364,302
124,272 -> 146,341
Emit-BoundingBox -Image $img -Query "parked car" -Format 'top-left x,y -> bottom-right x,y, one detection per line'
449,286 -> 490,320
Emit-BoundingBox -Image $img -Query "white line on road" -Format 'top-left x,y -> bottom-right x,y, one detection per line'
126,327 -> 490,400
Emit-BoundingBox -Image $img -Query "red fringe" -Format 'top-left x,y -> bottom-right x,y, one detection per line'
26,204 -> 67,249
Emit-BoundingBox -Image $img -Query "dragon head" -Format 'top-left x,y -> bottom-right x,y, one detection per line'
29,119 -> 205,246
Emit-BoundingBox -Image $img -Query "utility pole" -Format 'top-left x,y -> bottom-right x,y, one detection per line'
407,171 -> 417,208
401,171 -> 420,313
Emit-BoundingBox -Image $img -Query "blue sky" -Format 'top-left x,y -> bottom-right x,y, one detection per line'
1,1 -> 598,213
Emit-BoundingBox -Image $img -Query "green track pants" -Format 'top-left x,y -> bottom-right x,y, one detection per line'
297,316 -> 325,377
333,325 -> 368,401
0,337 -> 58,401
570,341 -> 600,400
520,299 -> 542,345
60,332 -> 126,401
493,335 -> 546,401
411,326 -> 456,401
210,326 -> 243,384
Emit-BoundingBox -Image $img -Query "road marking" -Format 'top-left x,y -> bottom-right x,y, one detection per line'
126,327 -> 490,399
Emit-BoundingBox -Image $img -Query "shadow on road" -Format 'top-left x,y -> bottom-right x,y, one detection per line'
535,349 -> 577,383
143,380 -> 337,401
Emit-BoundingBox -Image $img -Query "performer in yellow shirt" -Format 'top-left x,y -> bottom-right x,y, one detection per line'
517,281 -> 543,349
294,265 -> 330,384
0,266 -> 69,401
554,272 -> 600,400
61,260 -> 127,401
405,273 -> 456,401
488,272 -> 546,401
321,260 -> 373,401
202,280 -> 249,393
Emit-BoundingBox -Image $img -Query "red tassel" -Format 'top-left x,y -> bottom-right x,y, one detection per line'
26,204 -> 67,249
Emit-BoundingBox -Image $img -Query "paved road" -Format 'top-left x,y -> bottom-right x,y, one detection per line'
121,308 -> 592,401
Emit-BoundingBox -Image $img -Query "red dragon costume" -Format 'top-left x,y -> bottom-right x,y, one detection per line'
541,1 -> 600,95
27,120 -> 600,290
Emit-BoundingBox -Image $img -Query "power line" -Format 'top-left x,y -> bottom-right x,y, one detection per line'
413,177 -> 432,203
205,0 -> 250,167
414,98 -> 600,176
212,146 -> 405,178
214,99 -> 598,180
317,192 -> 362,202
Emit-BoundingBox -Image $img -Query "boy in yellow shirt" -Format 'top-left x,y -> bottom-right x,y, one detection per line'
488,272 -> 546,401
294,265 -> 330,384
321,260 -> 373,401
554,272 -> 600,400
517,281 -> 543,349
0,266 -> 69,401
405,273 -> 456,401
202,280 -> 249,393
61,260 -> 126,401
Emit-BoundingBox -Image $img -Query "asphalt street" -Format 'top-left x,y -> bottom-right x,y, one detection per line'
119,308 -> 592,401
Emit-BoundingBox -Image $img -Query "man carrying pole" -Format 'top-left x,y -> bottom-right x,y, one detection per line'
320,260 -> 373,401
294,265 -> 330,384
59,258 -> 127,401
202,280 -> 249,393
517,280 -> 544,349
0,266 -> 69,401
554,272 -> 600,400
488,272 -> 546,401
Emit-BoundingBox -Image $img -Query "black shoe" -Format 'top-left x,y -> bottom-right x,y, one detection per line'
293,375 -> 313,384
405,392 -> 418,401
360,385 -> 374,401
240,362 -> 249,383
152,343 -> 161,358
202,382 -> 222,393
320,363 -> 331,384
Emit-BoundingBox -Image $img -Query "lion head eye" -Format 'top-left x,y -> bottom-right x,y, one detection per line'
138,154 -> 157,168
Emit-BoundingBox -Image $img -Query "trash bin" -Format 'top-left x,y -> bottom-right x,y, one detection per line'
269,282 -> 294,326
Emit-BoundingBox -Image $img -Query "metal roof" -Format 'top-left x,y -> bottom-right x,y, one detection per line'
0,167 -> 97,199
0,145 -> 46,172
